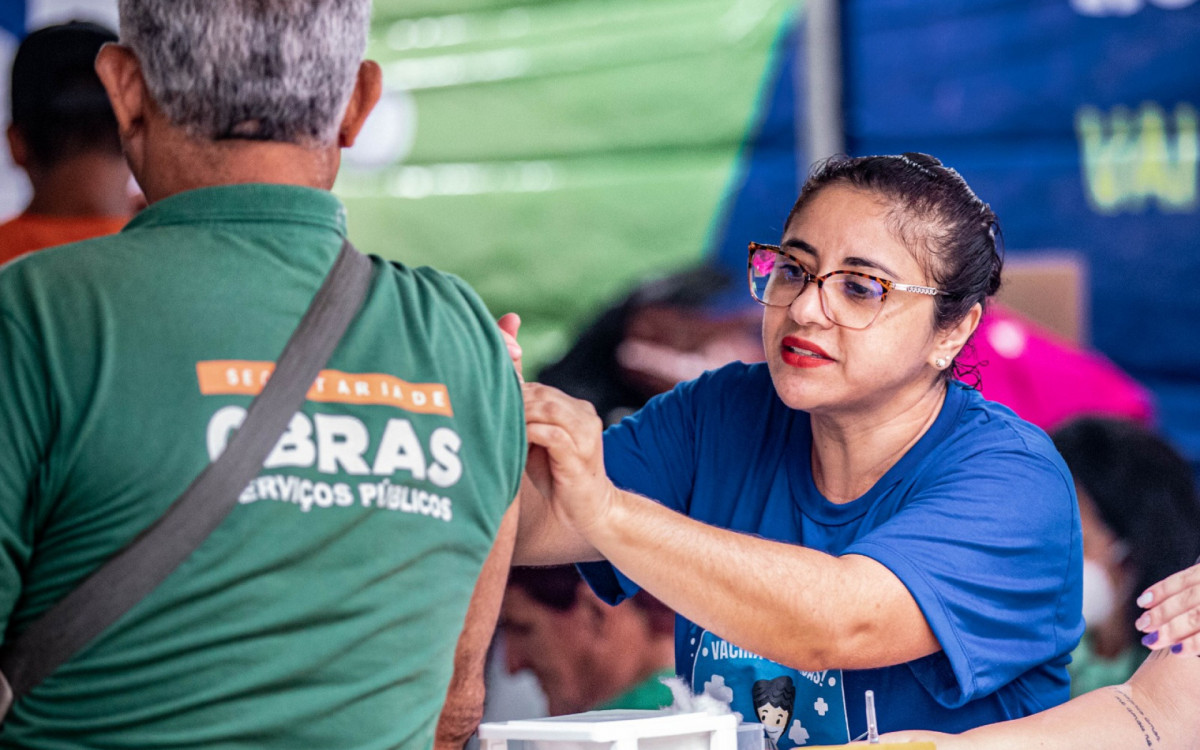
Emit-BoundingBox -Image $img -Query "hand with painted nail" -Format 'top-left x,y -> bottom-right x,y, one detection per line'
497,312 -> 525,383
1135,560 -> 1200,656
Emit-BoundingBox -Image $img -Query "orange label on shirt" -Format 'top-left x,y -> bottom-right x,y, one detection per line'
196,360 -> 454,416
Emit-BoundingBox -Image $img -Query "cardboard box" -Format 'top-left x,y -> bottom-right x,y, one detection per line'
993,252 -> 1088,345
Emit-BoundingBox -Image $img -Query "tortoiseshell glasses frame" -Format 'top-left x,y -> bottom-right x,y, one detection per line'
747,242 -> 944,330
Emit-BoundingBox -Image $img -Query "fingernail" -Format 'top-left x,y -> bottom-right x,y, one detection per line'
1171,643 -> 1183,654
1137,590 -> 1154,607
1142,631 -> 1159,647
507,344 -> 522,358
1135,614 -> 1151,631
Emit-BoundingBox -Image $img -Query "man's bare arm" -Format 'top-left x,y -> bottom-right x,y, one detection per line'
434,500 -> 520,750
512,472 -> 602,565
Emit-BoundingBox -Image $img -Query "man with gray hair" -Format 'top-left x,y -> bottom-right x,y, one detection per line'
0,1 -> 523,748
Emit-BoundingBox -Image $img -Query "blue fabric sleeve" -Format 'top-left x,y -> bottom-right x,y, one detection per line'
844,437 -> 1083,709
578,376 -> 704,605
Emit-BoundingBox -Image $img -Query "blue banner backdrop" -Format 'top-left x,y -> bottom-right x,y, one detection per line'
710,0 -> 1200,469
843,0 -> 1200,466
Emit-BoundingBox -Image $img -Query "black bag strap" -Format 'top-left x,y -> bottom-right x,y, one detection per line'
0,239 -> 373,706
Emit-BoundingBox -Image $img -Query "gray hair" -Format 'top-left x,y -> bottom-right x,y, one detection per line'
118,0 -> 371,145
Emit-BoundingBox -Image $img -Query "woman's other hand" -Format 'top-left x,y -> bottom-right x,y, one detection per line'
497,312 -> 524,382
522,382 -> 619,538
1136,561 -> 1200,655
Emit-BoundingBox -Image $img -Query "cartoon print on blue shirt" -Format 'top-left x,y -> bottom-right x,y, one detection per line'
691,629 -> 850,747
754,676 -> 795,749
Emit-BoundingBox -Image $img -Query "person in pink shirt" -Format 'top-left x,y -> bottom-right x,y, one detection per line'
960,303 -> 1154,431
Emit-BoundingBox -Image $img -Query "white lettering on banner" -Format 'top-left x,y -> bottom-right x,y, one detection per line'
1071,0 -> 1196,16
206,408 -> 464,485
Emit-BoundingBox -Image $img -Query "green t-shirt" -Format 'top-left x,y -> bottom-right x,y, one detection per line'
0,184 -> 525,749
594,668 -> 675,712
1067,632 -> 1144,699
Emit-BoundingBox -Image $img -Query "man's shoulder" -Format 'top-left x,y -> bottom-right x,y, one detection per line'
375,260 -> 493,321
380,259 -> 463,291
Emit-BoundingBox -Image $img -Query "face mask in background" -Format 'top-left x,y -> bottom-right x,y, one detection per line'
1081,558 -> 1118,627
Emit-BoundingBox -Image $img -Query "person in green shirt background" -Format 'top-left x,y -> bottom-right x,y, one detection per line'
499,565 -> 676,715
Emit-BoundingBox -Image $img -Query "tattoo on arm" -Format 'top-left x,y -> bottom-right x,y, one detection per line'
1110,688 -> 1161,748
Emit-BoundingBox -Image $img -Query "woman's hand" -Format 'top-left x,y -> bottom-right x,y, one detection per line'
1136,561 -> 1200,655
522,382 -> 620,539
497,312 -> 524,382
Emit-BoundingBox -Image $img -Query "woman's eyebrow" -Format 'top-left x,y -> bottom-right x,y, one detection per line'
781,238 -> 818,257
783,238 -> 900,278
843,255 -> 899,278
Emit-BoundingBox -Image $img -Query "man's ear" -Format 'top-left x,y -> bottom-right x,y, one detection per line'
94,43 -> 150,162
933,301 -> 983,368
338,60 -> 382,148
6,124 -> 28,168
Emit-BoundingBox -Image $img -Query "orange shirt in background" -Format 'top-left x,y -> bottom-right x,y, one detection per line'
0,212 -> 129,266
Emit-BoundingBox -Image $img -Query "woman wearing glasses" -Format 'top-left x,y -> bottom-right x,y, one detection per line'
507,153 -> 1081,743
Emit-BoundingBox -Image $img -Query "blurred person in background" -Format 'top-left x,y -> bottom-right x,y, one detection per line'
499,565 -> 675,715
537,264 -> 763,427
1,21 -> 138,265
0,1 -> 524,747
1051,416 -> 1200,696
881,560 -> 1200,750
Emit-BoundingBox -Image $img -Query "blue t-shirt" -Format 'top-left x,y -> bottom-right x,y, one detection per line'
580,362 -> 1082,744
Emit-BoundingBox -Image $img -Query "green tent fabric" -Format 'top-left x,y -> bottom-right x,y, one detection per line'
337,0 -> 798,371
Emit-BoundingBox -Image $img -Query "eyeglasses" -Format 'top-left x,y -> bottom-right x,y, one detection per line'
747,242 -> 944,330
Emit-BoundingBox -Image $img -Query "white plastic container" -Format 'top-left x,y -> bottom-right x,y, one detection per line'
478,709 -> 741,750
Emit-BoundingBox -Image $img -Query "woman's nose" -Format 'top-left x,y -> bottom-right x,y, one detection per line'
788,281 -> 832,327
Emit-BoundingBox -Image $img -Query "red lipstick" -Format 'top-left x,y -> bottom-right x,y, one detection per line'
780,336 -> 833,368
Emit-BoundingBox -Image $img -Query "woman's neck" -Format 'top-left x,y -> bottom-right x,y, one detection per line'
809,380 -> 948,503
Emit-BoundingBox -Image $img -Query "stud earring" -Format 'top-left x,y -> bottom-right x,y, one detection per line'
935,357 -> 947,369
